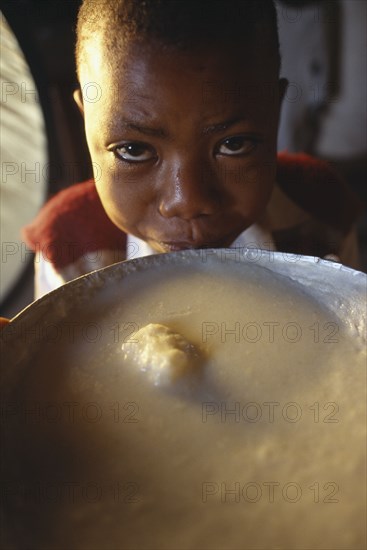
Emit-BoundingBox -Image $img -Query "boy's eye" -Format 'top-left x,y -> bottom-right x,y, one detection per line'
113,142 -> 156,163
216,136 -> 259,156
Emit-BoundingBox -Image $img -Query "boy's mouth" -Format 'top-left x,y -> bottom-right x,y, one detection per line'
157,233 -> 238,252
158,241 -> 201,252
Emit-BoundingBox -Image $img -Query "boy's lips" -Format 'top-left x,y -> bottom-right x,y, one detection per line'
159,241 -> 202,252
156,232 -> 239,251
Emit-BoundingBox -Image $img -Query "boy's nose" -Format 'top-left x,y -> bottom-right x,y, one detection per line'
158,163 -> 221,220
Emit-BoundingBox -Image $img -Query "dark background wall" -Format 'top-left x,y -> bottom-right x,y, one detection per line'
2,0 -> 92,195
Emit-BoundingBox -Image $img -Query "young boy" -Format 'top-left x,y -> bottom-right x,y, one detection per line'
23,0 -> 362,298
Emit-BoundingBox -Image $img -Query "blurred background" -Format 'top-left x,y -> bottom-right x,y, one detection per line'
1,0 -> 366,318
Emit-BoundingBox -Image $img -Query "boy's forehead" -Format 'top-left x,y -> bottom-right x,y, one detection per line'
80,31 -> 278,86
79,35 -> 279,128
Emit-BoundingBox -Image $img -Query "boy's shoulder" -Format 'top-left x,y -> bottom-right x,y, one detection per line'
276,152 -> 362,234
22,179 -> 127,270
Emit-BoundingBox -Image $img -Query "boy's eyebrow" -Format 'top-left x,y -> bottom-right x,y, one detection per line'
117,120 -> 166,137
111,116 -> 249,138
202,117 -> 248,135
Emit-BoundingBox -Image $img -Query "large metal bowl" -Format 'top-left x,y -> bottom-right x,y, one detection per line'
1,250 -> 366,549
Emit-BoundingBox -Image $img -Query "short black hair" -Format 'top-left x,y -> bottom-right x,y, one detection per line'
75,0 -> 280,80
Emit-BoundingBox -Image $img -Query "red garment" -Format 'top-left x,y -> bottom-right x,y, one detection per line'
23,177 -> 126,269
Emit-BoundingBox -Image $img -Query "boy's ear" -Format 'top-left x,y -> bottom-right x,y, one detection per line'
73,88 -> 84,117
278,78 -> 288,105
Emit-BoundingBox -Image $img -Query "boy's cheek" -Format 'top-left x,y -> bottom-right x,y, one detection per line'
94,183 -> 151,234
231,157 -> 276,194
234,165 -> 275,215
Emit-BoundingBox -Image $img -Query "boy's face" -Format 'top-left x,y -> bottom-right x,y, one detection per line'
74,36 -> 286,252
